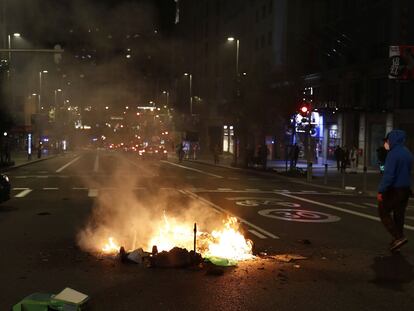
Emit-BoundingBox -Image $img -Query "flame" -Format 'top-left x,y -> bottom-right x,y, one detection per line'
102,237 -> 121,254
100,215 -> 254,262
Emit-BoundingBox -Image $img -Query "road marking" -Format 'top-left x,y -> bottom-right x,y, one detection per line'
363,203 -> 377,208
218,188 -> 232,191
181,190 -> 279,239
338,202 -> 368,209
43,187 -> 58,190
248,229 -> 267,239
73,187 -> 88,190
245,188 -> 260,191
407,216 -> 414,221
36,176 -> 49,178
56,156 -> 81,173
88,189 -> 98,197
259,209 -> 341,223
277,193 -> 414,231
228,177 -> 240,180
301,190 -> 318,193
13,187 -> 30,190
15,176 -> 28,179
94,151 -> 99,173
162,161 -> 224,178
15,189 -> 32,198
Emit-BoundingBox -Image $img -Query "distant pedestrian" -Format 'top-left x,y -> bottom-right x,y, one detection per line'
177,143 -> 184,162
259,144 -> 269,170
377,130 -> 413,252
192,142 -> 199,160
340,147 -> 349,173
349,146 -> 358,173
293,144 -> 300,168
334,146 -> 343,171
377,141 -> 388,174
213,144 -> 220,165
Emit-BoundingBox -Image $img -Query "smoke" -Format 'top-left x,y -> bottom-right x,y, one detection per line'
76,154 -> 223,253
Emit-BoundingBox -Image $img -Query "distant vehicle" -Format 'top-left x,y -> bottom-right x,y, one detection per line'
139,145 -> 168,160
0,174 -> 11,203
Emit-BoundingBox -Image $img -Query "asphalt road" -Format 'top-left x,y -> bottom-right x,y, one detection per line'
1,150 -> 414,310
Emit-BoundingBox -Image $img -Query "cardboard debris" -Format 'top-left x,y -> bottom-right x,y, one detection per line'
272,254 -> 308,263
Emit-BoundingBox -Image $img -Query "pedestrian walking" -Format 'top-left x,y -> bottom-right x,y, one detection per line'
292,144 -> 300,168
350,146 -> 358,173
340,147 -> 349,173
213,144 -> 220,165
177,143 -> 184,163
377,130 -> 413,252
334,146 -> 343,171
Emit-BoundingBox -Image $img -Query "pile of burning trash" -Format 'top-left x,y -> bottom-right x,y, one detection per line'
100,216 -> 254,268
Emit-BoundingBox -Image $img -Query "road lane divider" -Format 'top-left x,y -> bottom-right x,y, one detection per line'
338,202 -> 368,209
88,189 -> 98,197
43,188 -> 58,190
162,161 -> 224,178
56,156 -> 81,173
277,192 -> 414,231
14,188 -> 32,198
180,190 -> 279,239
248,229 -> 267,239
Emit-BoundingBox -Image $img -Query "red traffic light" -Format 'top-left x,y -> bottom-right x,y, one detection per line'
300,106 -> 308,114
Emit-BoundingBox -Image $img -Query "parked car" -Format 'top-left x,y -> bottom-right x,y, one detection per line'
0,174 -> 11,203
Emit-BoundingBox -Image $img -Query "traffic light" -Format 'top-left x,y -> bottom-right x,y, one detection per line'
299,102 -> 311,116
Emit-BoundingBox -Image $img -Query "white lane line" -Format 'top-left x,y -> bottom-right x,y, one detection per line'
338,202 -> 368,209
161,161 -> 224,178
363,203 -> 377,208
406,216 -> 414,221
181,190 -> 279,239
248,229 -> 267,239
15,176 -> 28,179
278,193 -> 414,231
13,187 -> 30,190
73,187 -> 88,190
15,189 -> 32,198
94,151 -> 99,173
43,187 -> 58,190
301,190 -> 318,193
36,176 -> 49,178
218,188 -> 232,191
56,156 -> 81,173
228,177 -> 240,180
88,189 -> 98,197
246,188 -> 260,191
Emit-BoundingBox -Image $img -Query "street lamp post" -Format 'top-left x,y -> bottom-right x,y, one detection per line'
184,73 -> 193,115
227,37 -> 240,79
38,70 -> 48,111
162,90 -> 169,107
54,89 -> 62,107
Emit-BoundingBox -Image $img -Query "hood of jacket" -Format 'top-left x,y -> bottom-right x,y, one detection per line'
387,130 -> 406,149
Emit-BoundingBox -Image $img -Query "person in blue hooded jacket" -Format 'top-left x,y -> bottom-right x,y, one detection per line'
377,129 -> 413,252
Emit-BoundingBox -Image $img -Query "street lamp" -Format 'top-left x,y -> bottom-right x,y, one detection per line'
184,73 -> 193,115
227,37 -> 240,78
162,90 -> 169,107
8,33 -> 21,62
38,70 -> 48,112
54,89 -> 62,107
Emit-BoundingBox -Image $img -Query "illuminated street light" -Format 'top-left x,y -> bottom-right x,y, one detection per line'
227,37 -> 235,42
183,73 -> 193,115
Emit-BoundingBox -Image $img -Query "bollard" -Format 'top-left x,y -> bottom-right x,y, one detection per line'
363,166 -> 367,193
324,164 -> 328,185
341,170 -> 346,189
307,162 -> 313,182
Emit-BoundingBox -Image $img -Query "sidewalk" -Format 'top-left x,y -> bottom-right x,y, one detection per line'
0,150 -> 59,173
185,153 -> 386,196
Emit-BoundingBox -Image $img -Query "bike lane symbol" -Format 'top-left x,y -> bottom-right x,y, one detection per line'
258,209 -> 341,223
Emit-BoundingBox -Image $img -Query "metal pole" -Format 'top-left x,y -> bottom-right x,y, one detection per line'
189,74 -> 193,115
38,72 -> 42,111
363,166 -> 367,193
307,162 -> 313,182
236,39 -> 240,77
7,34 -> 11,62
193,223 -> 197,253
324,163 -> 328,185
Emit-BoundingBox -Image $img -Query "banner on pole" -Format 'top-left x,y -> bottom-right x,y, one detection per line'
389,46 -> 414,80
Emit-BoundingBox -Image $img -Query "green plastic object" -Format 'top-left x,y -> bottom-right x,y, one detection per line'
12,293 -> 53,311
204,256 -> 238,267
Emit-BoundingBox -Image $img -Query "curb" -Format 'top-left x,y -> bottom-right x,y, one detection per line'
184,159 -> 378,197
0,155 -> 60,173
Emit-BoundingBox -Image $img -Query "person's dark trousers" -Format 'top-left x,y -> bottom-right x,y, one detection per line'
378,188 -> 411,240
336,160 -> 340,171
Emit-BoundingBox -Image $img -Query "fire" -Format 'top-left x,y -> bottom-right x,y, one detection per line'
100,215 -> 254,262
102,237 -> 121,254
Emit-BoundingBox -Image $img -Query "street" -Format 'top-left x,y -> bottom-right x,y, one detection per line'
1,151 -> 414,310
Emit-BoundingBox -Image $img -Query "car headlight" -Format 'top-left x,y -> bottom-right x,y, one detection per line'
2,175 -> 9,183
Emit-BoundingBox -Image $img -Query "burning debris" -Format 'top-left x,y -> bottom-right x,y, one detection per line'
99,215 -> 254,267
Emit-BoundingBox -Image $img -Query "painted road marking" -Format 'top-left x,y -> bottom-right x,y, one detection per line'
363,203 -> 377,208
13,187 -> 30,190
339,202 -> 368,209
162,161 -> 224,178
43,188 -> 58,190
94,151 -> 99,173
56,156 -> 81,173
88,189 -> 98,197
228,177 -> 240,180
407,216 -> 414,221
259,209 -> 341,223
218,188 -> 232,191
181,190 -> 279,239
73,187 -> 88,190
277,192 -> 414,231
14,189 -> 32,198
15,176 -> 28,179
248,229 -> 267,239
245,188 -> 260,191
